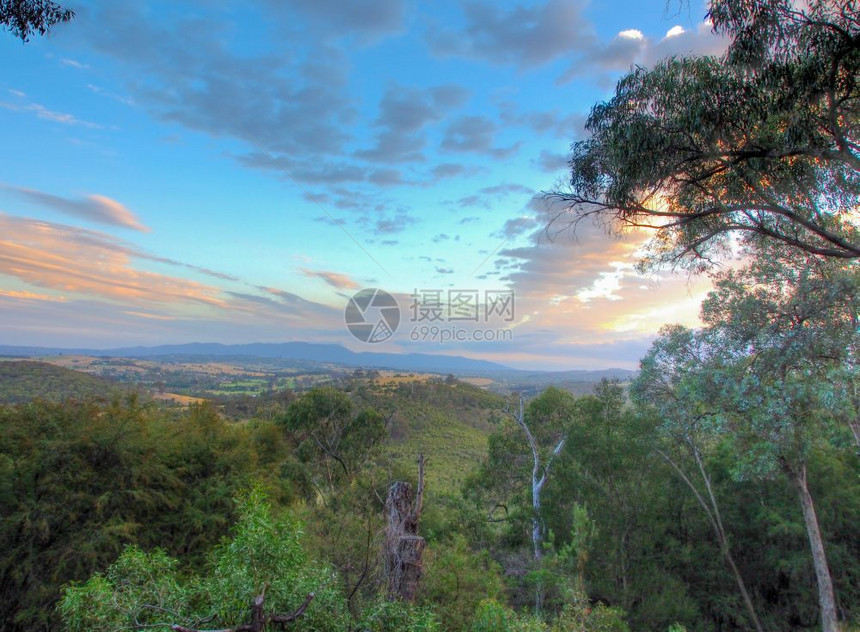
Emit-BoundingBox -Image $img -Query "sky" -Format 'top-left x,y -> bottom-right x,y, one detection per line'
0,0 -> 726,370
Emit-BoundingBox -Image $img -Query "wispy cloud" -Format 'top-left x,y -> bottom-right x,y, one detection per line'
0,214 -> 223,309
0,98 -> 103,129
4,185 -> 150,232
0,215 -> 348,345
301,268 -> 361,290
0,289 -> 66,302
59,58 -> 89,69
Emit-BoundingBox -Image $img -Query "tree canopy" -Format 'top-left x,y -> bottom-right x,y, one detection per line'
632,246 -> 858,632
0,0 -> 74,41
552,0 -> 859,269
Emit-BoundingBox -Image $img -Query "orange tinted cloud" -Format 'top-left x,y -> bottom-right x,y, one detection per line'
0,214 -> 223,310
492,222 -> 711,348
300,268 -> 361,290
4,185 -> 150,232
0,289 -> 66,302
0,215 -> 351,344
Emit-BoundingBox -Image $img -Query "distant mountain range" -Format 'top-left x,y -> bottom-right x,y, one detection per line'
0,342 -> 635,380
0,342 -> 512,375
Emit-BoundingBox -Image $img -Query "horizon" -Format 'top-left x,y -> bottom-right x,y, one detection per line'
0,339 -> 639,373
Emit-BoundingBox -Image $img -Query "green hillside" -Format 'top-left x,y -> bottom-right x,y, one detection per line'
353,379 -> 506,493
0,359 -> 127,404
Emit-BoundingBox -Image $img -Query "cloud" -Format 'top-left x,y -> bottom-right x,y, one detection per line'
87,83 -> 135,106
264,0 -> 406,43
440,115 -> 519,158
479,214 -> 712,360
441,115 -> 496,153
4,185 -> 150,232
498,103 -> 587,138
356,84 -> 470,163
236,152 -> 367,185
0,96 -> 103,129
559,20 -> 726,81
377,84 -> 469,134
0,289 -> 66,302
429,0 -> 596,68
0,215 -> 348,346
0,214 -> 224,309
641,21 -> 727,64
532,150 -> 569,173
67,3 -> 356,164
456,183 -> 533,209
432,163 -> 467,180
368,169 -> 405,187
60,58 -> 89,69
480,183 -> 533,196
492,216 -> 540,239
301,268 -> 361,290
358,210 -> 419,235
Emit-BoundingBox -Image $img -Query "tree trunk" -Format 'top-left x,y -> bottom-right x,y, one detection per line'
532,480 -> 544,614
384,454 -> 426,602
659,449 -> 764,632
790,462 -> 839,632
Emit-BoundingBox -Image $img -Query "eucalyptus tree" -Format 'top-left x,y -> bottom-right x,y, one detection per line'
0,0 -> 73,40
552,0 -> 859,269
635,247 -> 857,632
631,326 -> 764,632
700,249 -> 857,632
507,390 -> 575,567
480,388 -> 577,613
280,387 -> 387,501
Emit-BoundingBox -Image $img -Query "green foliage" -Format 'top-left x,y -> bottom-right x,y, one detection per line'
417,534 -> 505,632
3,362 -> 859,632
356,599 -> 440,632
281,387 -> 387,498
551,596 -> 629,632
553,0 -> 859,267
59,546 -> 188,632
60,490 -> 348,631
362,380 -> 503,494
0,397 -> 270,631
470,599 -> 547,632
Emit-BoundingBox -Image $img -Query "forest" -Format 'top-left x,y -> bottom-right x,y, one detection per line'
1,312 -> 859,632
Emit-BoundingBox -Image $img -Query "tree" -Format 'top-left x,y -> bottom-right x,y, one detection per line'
631,326 -> 764,632
0,397 -> 263,632
634,248 -> 858,632
551,0 -> 859,269
504,388 -> 576,613
59,489 -> 349,632
281,387 -> 387,500
1,0 -> 74,41
700,249 -> 857,632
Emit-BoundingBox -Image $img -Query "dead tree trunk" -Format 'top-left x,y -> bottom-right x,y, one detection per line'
384,454 -> 426,602
168,587 -> 313,632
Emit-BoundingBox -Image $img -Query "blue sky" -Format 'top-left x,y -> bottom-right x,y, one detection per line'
0,0 -> 724,369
